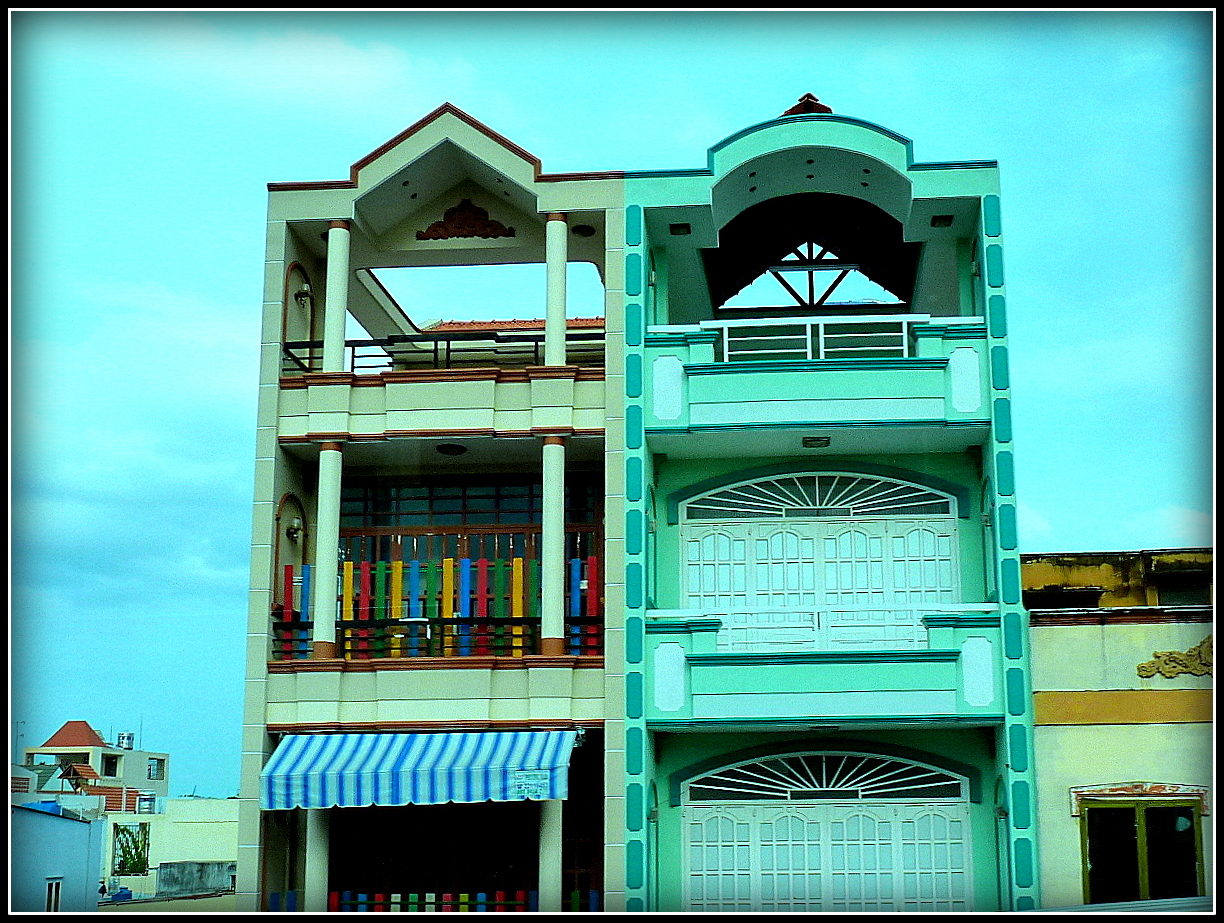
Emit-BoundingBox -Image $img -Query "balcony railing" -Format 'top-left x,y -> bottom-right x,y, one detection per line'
699,314 -> 922,363
271,553 -> 602,661
658,603 -> 1000,653
282,329 -> 605,376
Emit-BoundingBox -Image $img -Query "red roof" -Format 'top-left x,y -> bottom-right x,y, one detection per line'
426,317 -> 605,332
61,763 -> 101,781
40,720 -> 108,748
81,785 -> 145,813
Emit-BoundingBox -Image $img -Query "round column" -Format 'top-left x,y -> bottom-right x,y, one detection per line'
310,442 -> 344,658
540,435 -> 566,656
322,220 -> 351,373
544,213 -> 568,366
538,798 -> 564,912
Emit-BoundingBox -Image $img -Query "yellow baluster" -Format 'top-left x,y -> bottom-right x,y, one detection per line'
511,557 -> 524,656
442,557 -> 455,655
390,561 -> 404,658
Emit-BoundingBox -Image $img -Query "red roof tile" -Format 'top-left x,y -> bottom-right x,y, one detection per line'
61,763 -> 101,781
81,785 -> 145,813
40,720 -> 108,748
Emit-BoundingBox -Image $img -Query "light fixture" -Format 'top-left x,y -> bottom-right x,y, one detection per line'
285,517 -> 303,543
669,223 -> 691,236
802,436 -> 831,448
571,224 -> 596,238
436,443 -> 468,456
930,215 -> 954,228
293,286 -> 313,310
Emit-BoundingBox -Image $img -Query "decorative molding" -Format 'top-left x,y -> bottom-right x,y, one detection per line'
280,367 -> 606,388
267,655 -> 604,673
1070,781 -> 1211,816
416,198 -> 515,240
266,718 -> 605,735
1137,634 -> 1213,678
1029,606 -> 1214,626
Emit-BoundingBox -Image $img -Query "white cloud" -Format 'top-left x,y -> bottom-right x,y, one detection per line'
96,19 -> 477,111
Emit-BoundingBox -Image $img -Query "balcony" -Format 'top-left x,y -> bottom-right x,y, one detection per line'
643,603 -> 1005,726
643,313 -> 990,438
282,327 -> 605,378
271,549 -> 603,662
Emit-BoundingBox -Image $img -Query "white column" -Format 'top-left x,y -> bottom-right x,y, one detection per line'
538,799 -> 564,912
322,220 -> 351,373
311,442 -> 343,658
303,809 -> 330,912
540,435 -> 566,655
544,213 -> 568,366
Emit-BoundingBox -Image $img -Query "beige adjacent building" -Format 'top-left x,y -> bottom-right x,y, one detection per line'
1024,549 -> 1212,909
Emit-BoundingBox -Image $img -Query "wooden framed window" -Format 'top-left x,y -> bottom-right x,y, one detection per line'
1080,799 -> 1205,903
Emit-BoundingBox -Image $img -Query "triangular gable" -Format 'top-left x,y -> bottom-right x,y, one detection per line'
40,720 -> 108,748
269,101 -> 622,192
60,762 -> 101,782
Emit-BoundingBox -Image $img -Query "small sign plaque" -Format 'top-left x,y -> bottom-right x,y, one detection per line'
512,769 -> 552,800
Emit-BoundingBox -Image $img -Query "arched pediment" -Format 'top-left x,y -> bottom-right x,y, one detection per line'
703,192 -> 920,311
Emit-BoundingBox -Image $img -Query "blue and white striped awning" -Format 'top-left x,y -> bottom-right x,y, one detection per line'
260,731 -> 578,810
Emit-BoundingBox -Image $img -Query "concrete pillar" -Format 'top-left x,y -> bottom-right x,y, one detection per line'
544,213 -> 568,366
311,442 -> 344,658
322,221 -> 351,373
538,799 -> 564,912
540,435 -> 566,655
302,809 -> 330,912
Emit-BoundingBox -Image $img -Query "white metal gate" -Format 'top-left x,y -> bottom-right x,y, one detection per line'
682,753 -> 973,912
683,519 -> 958,650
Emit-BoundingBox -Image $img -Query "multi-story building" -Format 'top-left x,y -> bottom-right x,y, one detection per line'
20,720 -> 169,809
238,102 -> 625,913
238,96 -> 1038,912
1023,548 -> 1212,910
624,93 -> 1036,912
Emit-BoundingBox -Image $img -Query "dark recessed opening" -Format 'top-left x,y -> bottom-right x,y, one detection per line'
436,444 -> 468,457
862,168 -> 871,174
571,225 -> 596,238
669,223 -> 691,236
748,186 -> 757,192
931,215 -> 955,228
802,436 -> 831,448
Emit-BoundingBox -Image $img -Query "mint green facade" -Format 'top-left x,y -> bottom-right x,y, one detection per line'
621,112 -> 1038,911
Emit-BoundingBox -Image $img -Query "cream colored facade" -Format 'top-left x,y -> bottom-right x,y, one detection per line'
1028,555 -> 1213,909
239,103 -> 627,911
106,797 -> 240,897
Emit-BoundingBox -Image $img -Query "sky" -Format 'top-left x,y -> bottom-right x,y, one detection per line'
9,10 -> 1214,799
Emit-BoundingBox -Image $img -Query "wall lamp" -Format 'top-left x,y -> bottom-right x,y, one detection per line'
285,517 -> 303,543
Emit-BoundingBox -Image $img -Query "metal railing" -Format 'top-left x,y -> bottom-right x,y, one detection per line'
282,329 -> 605,376
677,603 -> 999,653
271,549 -> 603,660
698,314 -> 924,363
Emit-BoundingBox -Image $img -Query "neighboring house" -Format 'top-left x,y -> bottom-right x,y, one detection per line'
240,100 -> 621,913
11,803 -> 105,913
14,720 -> 238,905
22,720 -> 169,801
102,797 -> 240,899
1023,549 -> 1213,909
239,95 -> 1035,912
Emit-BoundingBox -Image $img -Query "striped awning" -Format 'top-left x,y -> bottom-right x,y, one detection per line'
260,731 -> 578,810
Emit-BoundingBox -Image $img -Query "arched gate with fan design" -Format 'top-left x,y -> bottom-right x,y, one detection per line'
682,752 -> 974,912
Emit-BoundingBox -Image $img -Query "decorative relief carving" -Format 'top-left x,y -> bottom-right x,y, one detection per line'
1069,781 -> 1210,816
416,198 -> 515,240
1137,634 -> 1213,678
